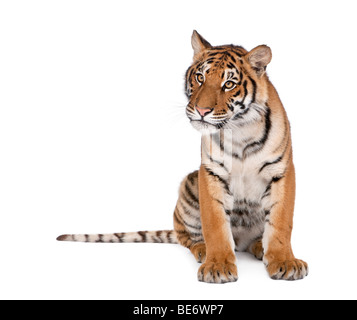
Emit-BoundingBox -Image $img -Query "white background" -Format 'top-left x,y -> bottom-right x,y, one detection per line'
1,0 -> 356,300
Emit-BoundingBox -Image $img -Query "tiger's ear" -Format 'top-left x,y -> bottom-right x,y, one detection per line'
246,45 -> 272,77
191,30 -> 212,58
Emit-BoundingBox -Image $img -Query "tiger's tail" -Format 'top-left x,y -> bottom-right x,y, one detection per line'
56,230 -> 178,244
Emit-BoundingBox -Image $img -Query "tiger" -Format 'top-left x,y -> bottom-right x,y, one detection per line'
57,30 -> 308,283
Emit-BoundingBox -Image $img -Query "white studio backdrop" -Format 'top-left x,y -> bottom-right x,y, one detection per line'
0,0 -> 356,300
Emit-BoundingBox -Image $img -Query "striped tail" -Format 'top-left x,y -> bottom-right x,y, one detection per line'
56,230 -> 178,244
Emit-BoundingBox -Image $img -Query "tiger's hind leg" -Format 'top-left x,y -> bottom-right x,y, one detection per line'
174,211 -> 206,263
247,237 -> 264,260
174,170 -> 206,263
190,242 -> 206,263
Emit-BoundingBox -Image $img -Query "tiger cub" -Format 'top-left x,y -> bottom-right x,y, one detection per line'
57,31 -> 308,283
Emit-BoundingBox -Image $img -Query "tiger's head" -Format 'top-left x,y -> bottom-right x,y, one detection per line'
185,31 -> 272,134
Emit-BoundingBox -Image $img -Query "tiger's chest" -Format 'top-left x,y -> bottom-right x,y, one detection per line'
202,130 -> 279,248
223,158 -> 270,250
204,128 -> 275,206
228,158 -> 269,203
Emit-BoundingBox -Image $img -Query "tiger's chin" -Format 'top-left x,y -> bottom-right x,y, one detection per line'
190,120 -> 221,135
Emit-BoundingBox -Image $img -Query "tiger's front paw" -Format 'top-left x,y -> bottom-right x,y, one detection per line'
198,260 -> 238,284
265,258 -> 308,280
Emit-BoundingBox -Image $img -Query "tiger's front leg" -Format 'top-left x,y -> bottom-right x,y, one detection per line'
263,160 -> 309,280
197,165 -> 238,283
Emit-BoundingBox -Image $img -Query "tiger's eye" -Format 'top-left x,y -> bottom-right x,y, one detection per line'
196,74 -> 204,84
224,81 -> 235,90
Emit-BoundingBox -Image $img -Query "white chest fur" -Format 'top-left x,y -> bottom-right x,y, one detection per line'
202,129 -> 274,205
229,157 -> 269,203
201,128 -> 280,251
225,158 -> 269,251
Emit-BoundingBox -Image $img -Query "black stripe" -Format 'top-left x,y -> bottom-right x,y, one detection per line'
203,147 -> 230,173
236,198 -> 260,208
230,49 -> 243,57
232,208 -> 249,216
261,184 -> 272,199
96,234 -> 104,243
185,67 -> 193,85
242,80 -> 248,103
138,231 -> 147,242
272,175 -> 284,183
231,105 -> 250,120
227,62 -> 235,69
214,198 -> 224,205
166,230 -> 173,243
114,233 -> 124,243
259,130 -> 290,173
185,181 -> 199,204
182,192 -> 199,210
243,106 -> 271,157
208,51 -> 222,57
180,205 -> 198,228
175,229 -> 202,240
225,51 -> 237,63
187,171 -> 198,185
182,217 -> 202,231
181,204 -> 200,223
175,229 -> 188,235
185,66 -> 195,98
204,166 -> 230,194
230,81 -> 248,117
233,90 -> 241,97
188,232 -> 203,238
248,76 -> 257,103
156,231 -> 163,243
273,125 -> 289,153
262,175 -> 285,199
174,208 -> 185,227
197,62 -> 204,72
259,155 -> 283,173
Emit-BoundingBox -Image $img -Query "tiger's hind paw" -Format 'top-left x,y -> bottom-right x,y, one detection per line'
248,238 -> 264,260
190,242 -> 206,263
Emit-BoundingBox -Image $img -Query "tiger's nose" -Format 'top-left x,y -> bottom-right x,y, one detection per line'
196,106 -> 213,117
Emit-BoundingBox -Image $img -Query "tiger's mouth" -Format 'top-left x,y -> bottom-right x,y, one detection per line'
189,119 -> 226,133
186,105 -> 230,133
